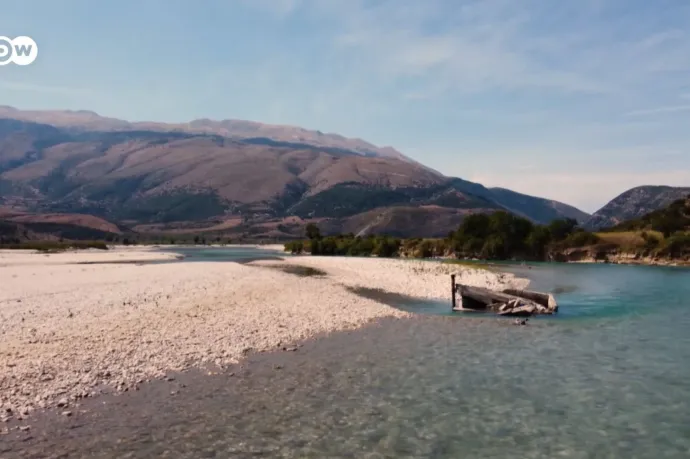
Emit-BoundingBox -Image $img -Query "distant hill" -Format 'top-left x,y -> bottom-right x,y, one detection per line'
606,195 -> 690,235
0,209 -> 121,243
487,187 -> 589,224
584,186 -> 690,230
0,108 -> 589,238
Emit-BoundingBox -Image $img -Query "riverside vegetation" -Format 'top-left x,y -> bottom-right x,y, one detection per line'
285,196 -> 690,264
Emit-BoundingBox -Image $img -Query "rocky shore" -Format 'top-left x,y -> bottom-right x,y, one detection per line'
0,248 -> 526,430
551,246 -> 690,267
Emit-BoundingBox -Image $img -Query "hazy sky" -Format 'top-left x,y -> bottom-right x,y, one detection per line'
1,0 -> 689,212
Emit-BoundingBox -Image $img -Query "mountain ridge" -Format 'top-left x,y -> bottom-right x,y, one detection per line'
0,108 -> 589,239
584,185 -> 690,230
0,105 -> 427,166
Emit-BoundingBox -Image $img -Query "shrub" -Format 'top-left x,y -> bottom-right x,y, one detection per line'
284,240 -> 304,254
641,231 -> 661,249
656,232 -> 690,258
562,230 -> 600,248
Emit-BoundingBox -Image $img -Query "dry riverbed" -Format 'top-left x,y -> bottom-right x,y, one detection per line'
0,248 -> 527,431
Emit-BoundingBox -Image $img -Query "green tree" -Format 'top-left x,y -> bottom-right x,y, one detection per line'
455,213 -> 491,240
461,237 -> 484,256
652,214 -> 684,238
548,218 -> 579,241
525,226 -> 551,258
310,239 -> 321,255
305,223 -> 322,240
657,232 -> 690,258
480,234 -> 507,259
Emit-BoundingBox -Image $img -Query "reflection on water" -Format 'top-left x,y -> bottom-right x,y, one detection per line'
347,286 -> 454,316
551,285 -> 578,294
3,262 -> 690,458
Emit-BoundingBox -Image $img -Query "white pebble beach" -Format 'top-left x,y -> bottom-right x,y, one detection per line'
0,247 -> 527,419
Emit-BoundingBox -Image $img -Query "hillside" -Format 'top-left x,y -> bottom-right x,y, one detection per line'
0,210 -> 121,243
606,195 -> 690,235
584,186 -> 690,230
556,196 -> 690,264
487,187 -> 589,224
0,105 -> 424,166
0,109 -> 589,238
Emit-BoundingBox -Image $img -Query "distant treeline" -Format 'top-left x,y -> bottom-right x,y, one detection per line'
98,234 -> 235,246
0,240 -> 108,252
285,213 -> 597,260
0,233 -> 235,247
285,205 -> 690,261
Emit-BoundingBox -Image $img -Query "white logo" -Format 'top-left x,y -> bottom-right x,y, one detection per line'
0,36 -> 38,66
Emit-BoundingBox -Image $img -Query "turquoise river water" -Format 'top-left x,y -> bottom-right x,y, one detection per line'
3,250 -> 690,458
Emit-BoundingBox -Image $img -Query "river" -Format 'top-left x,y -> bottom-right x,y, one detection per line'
3,253 -> 690,458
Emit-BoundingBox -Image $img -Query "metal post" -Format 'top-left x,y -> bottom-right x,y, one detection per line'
451,274 -> 456,311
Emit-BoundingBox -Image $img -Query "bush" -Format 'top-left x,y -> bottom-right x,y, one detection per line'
641,231 -> 661,249
284,240 -> 304,254
561,230 -> 600,248
656,232 -> 690,258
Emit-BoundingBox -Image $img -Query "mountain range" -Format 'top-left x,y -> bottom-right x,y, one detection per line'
0,106 -> 685,240
0,107 -> 591,239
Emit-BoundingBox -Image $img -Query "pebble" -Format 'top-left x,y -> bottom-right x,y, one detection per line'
61,411 -> 72,417
0,250 -> 524,423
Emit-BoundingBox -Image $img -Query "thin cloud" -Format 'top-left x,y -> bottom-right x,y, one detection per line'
0,80 -> 92,95
322,0 -> 636,96
626,105 -> 690,116
239,0 -> 302,17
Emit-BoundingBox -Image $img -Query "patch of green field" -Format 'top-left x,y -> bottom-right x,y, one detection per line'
595,230 -> 663,250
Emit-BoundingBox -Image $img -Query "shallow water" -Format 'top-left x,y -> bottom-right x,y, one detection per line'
4,262 -> 690,458
161,246 -> 287,263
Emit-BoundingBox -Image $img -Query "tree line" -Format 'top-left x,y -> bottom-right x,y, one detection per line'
285,212 -> 599,260
285,207 -> 690,261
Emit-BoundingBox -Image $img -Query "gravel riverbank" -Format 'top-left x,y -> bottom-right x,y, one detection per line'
0,248 -> 527,427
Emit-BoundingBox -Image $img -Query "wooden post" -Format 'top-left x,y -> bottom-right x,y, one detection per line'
451,274 -> 456,311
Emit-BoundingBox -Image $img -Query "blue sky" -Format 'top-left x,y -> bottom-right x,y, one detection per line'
1,0 -> 689,212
